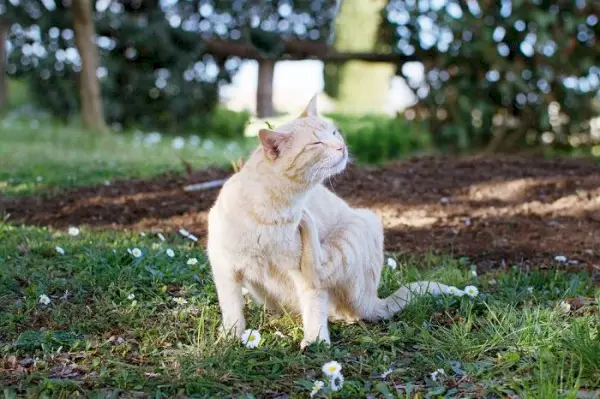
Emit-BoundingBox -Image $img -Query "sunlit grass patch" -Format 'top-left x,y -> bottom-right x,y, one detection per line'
0,223 -> 598,397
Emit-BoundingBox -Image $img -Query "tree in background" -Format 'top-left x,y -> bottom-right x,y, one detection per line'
324,0 -> 394,114
2,0 -> 338,129
71,0 -> 106,131
0,17 -> 8,111
384,0 -> 600,152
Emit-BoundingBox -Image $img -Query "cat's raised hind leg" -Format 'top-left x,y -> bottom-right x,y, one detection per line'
295,210 -> 330,348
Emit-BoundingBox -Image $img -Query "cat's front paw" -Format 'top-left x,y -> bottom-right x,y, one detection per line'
300,331 -> 331,349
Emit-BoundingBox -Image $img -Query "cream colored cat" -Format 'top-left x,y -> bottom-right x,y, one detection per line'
207,94 -> 456,347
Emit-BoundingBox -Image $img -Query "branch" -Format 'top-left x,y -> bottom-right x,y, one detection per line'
203,39 -> 417,63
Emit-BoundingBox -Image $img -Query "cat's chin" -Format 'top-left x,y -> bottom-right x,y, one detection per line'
327,153 -> 348,176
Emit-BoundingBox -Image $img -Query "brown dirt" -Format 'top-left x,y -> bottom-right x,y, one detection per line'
2,155 -> 600,275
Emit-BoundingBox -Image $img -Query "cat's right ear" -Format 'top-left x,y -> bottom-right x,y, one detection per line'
259,129 -> 289,161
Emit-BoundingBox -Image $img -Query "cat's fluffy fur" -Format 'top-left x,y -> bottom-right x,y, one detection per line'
207,94 -> 456,347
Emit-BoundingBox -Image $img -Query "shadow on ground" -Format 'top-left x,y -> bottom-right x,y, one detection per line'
2,155 -> 599,274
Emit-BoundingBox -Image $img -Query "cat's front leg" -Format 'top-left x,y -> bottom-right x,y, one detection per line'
212,266 -> 246,339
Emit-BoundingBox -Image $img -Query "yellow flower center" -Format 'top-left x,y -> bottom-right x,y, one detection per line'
248,335 -> 255,341
328,366 -> 336,372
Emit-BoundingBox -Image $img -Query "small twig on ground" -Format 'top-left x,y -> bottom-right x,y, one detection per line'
183,178 -> 229,192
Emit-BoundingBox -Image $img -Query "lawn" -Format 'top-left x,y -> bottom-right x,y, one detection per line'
0,118 -> 253,197
1,223 -> 599,397
1,116 -> 599,397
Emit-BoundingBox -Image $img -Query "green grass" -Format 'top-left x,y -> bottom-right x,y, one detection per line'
1,224 -> 598,398
0,118 -> 254,196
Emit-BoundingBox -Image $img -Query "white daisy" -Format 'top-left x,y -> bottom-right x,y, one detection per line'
139,232 -> 146,237
381,368 -> 394,379
310,380 -> 324,397
527,286 -> 534,294
558,300 -> 571,313
322,361 -> 342,377
129,248 -> 142,258
386,257 -> 397,269
430,368 -> 445,382
68,227 -> 80,236
172,297 -> 188,305
471,270 -> 477,277
36,176 -> 43,182
241,329 -> 261,348
330,373 -> 344,392
171,137 -> 185,149
39,294 -> 51,305
464,285 -> 479,298
55,246 -> 65,255
187,258 -> 198,265
127,293 -> 135,300
157,233 -> 166,241
554,255 -> 568,263
166,248 -> 175,258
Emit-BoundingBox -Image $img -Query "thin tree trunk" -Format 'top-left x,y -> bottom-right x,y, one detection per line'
256,59 -> 275,118
0,19 -> 8,112
71,0 -> 107,132
324,0 -> 394,114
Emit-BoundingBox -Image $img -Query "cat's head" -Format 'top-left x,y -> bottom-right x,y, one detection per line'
258,94 -> 348,185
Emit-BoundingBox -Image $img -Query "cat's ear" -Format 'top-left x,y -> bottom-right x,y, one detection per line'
299,93 -> 319,118
258,129 -> 290,160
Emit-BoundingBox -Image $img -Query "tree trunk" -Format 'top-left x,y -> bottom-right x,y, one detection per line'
0,19 -> 8,112
256,59 -> 275,118
324,0 -> 394,114
71,0 -> 107,132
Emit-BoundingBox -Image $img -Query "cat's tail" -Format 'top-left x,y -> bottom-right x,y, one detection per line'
370,281 -> 456,321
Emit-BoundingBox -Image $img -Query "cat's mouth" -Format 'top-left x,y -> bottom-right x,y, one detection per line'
330,150 -> 348,171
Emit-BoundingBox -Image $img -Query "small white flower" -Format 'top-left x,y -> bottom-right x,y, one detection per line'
139,232 -> 146,237
471,270 -> 477,277
554,255 -> 568,263
558,300 -> 571,313
381,368 -> 394,379
310,380 -> 324,397
157,233 -> 166,241
68,227 -> 80,236
36,176 -> 43,182
39,294 -> 51,305
430,368 -> 445,382
172,136 -> 185,149
241,329 -> 261,348
179,228 -> 198,242
127,293 -> 135,300
464,285 -> 479,298
166,248 -> 175,258
527,286 -> 534,294
386,257 -> 397,269
322,361 -> 342,377
329,373 -> 344,392
55,246 -> 65,255
172,297 -> 188,305
187,258 -> 198,265
130,248 -> 142,258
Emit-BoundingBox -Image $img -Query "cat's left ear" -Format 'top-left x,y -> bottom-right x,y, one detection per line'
299,93 -> 319,118
258,129 -> 290,161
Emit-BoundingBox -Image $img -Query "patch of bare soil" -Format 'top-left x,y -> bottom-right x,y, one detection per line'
2,155 -> 599,276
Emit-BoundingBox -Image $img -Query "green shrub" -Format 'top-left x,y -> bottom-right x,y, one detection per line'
328,113 -> 431,163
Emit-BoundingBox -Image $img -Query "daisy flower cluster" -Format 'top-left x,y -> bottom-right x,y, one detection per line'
447,285 -> 479,298
321,361 -> 344,393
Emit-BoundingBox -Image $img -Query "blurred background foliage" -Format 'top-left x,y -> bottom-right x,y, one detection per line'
1,0 -> 599,160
